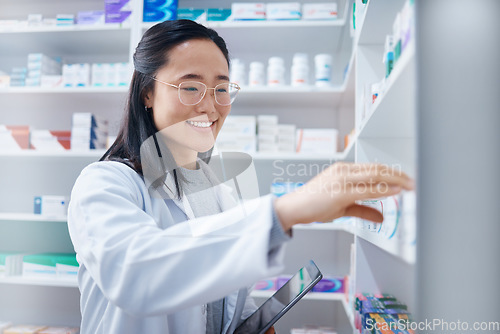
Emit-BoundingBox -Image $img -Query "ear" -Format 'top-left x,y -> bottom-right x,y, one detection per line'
144,91 -> 152,109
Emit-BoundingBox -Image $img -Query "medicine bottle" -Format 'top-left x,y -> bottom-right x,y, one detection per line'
291,53 -> 309,87
267,57 -> 285,86
314,54 -> 332,87
230,58 -> 246,86
249,61 -> 265,87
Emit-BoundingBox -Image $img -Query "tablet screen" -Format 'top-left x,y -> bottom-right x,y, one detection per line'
234,260 -> 323,334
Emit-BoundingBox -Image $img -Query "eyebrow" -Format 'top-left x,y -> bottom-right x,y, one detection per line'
178,73 -> 230,81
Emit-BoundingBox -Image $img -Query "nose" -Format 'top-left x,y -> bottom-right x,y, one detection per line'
195,88 -> 218,114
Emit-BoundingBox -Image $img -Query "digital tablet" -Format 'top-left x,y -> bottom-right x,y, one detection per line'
234,260 -> 323,334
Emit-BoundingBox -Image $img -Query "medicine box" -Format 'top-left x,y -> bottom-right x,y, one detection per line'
302,3 -> 338,20
295,128 -> 338,154
207,8 -> 231,21
177,8 -> 206,21
105,0 -> 131,13
22,253 -> 78,279
77,11 -> 105,25
143,0 -> 178,22
254,277 -> 277,290
4,325 -> 48,334
33,195 -> 68,216
105,10 -> 132,24
231,3 -> 266,20
312,276 -> 344,293
266,2 -> 301,20
38,327 -> 80,334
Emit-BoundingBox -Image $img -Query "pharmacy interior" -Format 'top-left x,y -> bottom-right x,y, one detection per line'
0,0 -> 499,334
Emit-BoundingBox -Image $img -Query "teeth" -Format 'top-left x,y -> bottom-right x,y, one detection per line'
187,120 -> 213,128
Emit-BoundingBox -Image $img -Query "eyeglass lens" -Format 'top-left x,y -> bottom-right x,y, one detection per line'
178,81 -> 239,106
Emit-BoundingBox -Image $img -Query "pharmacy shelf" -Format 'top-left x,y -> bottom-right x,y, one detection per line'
293,222 -> 355,233
341,297 -> 355,330
1,25 -> 131,59
250,290 -> 345,302
355,227 -> 415,265
142,19 -> 345,31
0,23 -> 131,34
0,150 -> 106,158
357,41 -> 416,139
356,0 -> 406,45
0,150 -> 355,162
1,86 -> 128,94
0,276 -> 77,288
0,213 -> 66,223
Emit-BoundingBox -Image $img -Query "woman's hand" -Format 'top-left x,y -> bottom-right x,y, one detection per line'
274,162 -> 414,231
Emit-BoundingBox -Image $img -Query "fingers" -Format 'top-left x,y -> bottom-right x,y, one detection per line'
344,204 -> 384,223
319,162 -> 414,199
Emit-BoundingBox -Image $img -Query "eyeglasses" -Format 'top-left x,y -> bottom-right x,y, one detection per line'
151,77 -> 240,106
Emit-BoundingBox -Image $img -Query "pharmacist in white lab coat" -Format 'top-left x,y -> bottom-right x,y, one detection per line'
67,20 -> 414,334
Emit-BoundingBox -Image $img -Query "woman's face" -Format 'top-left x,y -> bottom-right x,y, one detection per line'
145,38 -> 231,157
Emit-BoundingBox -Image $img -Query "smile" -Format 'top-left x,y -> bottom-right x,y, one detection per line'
186,120 -> 214,128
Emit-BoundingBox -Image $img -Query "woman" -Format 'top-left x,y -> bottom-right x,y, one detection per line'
68,20 -> 413,334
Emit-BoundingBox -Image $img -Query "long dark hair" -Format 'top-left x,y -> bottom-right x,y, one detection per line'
101,20 -> 230,198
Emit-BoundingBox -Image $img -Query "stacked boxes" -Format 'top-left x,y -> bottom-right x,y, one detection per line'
30,130 -> 71,150
216,115 -> 257,153
26,53 -> 62,87
22,253 -> 78,280
62,63 -> 90,87
91,62 -> 131,87
71,113 -> 108,150
0,125 -> 30,150
77,10 -> 105,25
257,115 -> 296,153
143,0 -> 178,22
105,0 -> 132,24
9,67 -> 27,87
0,252 -> 24,277
257,115 -> 278,152
355,293 -> 414,334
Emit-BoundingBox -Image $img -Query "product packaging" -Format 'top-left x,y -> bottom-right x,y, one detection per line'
231,3 -> 266,20
30,130 -> 71,151
312,276 -> 344,293
22,253 -> 78,279
254,277 -> 277,290
314,54 -> 332,87
177,8 -> 206,21
33,195 -> 69,216
143,0 -> 178,22
295,128 -> 338,154
71,113 -> 109,150
38,327 -> 80,334
216,115 -> 257,153
302,3 -> 338,20
77,11 -> 105,25
56,14 -> 74,26
4,325 -> 48,334
266,2 -> 301,20
248,61 -> 265,86
0,125 -> 30,149
207,8 -> 231,21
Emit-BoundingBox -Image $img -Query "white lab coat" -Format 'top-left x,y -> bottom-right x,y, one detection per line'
67,160 -> 287,334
